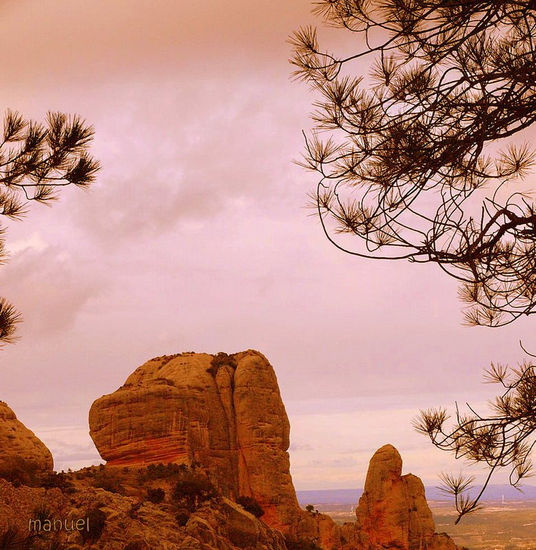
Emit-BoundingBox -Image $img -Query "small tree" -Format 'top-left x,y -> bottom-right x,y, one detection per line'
172,472 -> 217,512
291,2 -> 536,328
147,487 -> 166,504
415,350 -> 536,522
236,496 -> 264,518
0,110 -> 99,344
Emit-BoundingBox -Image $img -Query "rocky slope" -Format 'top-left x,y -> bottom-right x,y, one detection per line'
0,401 -> 53,476
0,478 -> 288,550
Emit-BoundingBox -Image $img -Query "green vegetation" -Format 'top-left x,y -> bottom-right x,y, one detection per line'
0,110 -> 99,346
207,352 -> 237,377
292,0 -> 536,521
123,542 -> 148,550
40,472 -> 75,494
32,503 -> 52,525
432,502 -> 536,550
0,457 -> 40,487
175,508 -> 190,527
137,462 -> 188,483
81,507 -> 106,544
93,469 -> 124,494
0,524 -> 33,550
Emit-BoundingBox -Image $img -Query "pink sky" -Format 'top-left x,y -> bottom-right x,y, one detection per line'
0,0 -> 534,490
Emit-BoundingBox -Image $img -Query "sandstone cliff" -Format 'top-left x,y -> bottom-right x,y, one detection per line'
89,351 -> 300,532
0,401 -> 53,476
356,444 -> 460,550
89,350 -> 466,550
88,350 -> 463,550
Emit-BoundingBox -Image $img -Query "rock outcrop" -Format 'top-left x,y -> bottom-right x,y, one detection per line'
356,444 -> 460,550
89,351 -> 300,532
0,401 -> 53,476
88,350 -> 462,550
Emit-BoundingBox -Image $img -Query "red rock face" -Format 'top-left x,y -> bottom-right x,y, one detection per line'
89,350 -> 301,531
356,445 -> 461,550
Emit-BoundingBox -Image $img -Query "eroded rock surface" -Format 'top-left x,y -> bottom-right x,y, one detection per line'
0,401 -> 53,475
88,351 -> 463,550
89,351 -> 300,532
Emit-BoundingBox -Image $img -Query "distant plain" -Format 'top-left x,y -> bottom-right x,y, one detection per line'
297,488 -> 536,550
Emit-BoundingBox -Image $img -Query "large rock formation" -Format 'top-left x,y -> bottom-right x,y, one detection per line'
89,351 -> 300,532
0,401 -> 53,476
356,444 -> 460,550
89,351 -> 462,550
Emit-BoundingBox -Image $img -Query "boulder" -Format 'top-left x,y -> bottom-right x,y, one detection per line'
0,401 -> 53,479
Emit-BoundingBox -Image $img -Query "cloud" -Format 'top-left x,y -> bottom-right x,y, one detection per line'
0,0 -> 315,90
56,78 -> 308,249
0,245 -> 104,337
35,425 -> 102,472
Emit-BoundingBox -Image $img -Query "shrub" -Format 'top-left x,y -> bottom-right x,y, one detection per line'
138,462 -> 187,482
175,508 -> 190,527
206,352 -> 237,377
305,504 -> 315,513
0,457 -> 39,487
93,470 -> 124,494
128,502 -> 142,519
0,524 -> 34,550
284,536 -> 322,550
236,496 -> 264,518
81,507 -> 106,544
123,542 -> 148,550
172,472 -> 217,512
33,502 -> 52,524
146,487 -> 165,504
40,471 -> 75,493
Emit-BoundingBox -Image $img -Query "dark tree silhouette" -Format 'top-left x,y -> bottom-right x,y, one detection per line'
291,1 -> 536,522
414,346 -> 536,522
291,1 -> 536,329
0,110 -> 99,344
